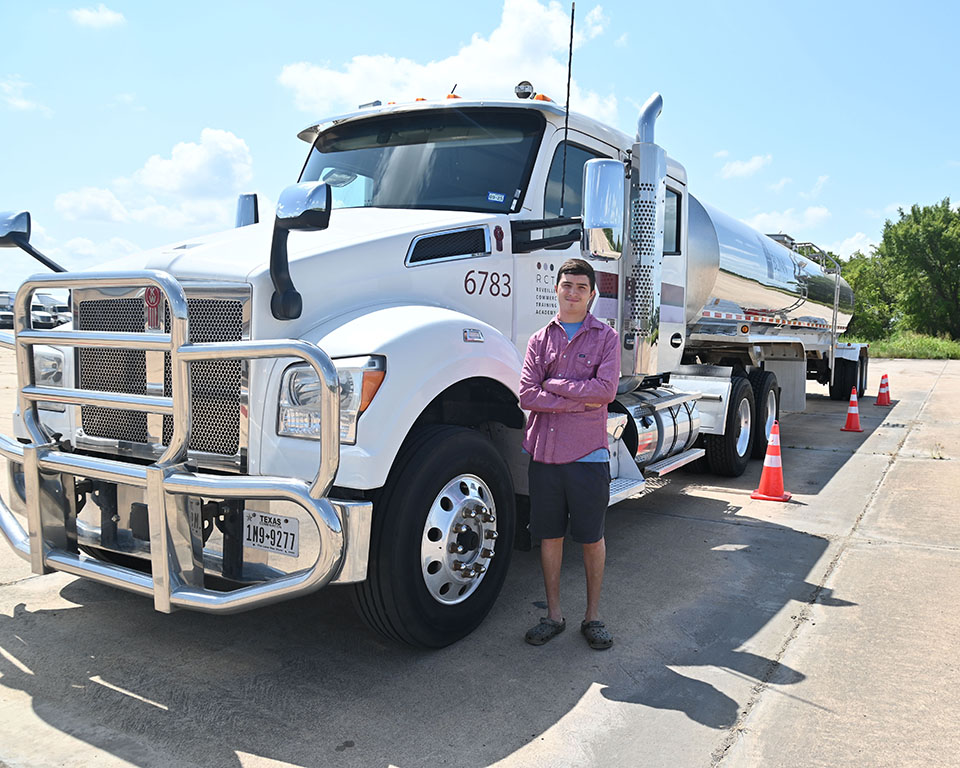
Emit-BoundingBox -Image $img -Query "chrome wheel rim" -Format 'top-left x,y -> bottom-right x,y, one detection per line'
420,473 -> 498,605
736,398 -> 752,457
764,389 -> 777,442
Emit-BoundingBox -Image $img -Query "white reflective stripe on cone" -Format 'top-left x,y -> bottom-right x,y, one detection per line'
764,456 -> 782,467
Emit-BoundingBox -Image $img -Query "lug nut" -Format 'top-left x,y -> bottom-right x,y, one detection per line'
453,523 -> 469,534
461,508 -> 478,519
484,530 -> 498,540
452,560 -> 465,571
481,513 -> 495,523
473,563 -> 486,575
449,542 -> 466,554
481,548 -> 495,559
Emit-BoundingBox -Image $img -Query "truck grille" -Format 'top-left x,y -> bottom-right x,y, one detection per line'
78,296 -> 244,456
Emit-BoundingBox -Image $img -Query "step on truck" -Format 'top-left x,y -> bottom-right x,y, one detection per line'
0,89 -> 866,647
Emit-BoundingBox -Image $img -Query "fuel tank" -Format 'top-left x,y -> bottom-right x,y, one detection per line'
685,195 -> 854,333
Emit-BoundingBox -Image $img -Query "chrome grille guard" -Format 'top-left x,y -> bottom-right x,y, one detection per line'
0,270 -> 359,614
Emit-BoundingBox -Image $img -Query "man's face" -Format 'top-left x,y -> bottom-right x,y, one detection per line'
555,272 -> 595,320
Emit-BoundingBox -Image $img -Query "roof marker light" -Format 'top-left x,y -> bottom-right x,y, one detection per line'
533,93 -> 553,102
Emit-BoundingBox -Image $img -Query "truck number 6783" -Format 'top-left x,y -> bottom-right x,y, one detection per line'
464,270 -> 511,297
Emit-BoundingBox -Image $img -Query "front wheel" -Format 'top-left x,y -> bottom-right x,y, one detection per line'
704,376 -> 755,477
352,425 -> 516,648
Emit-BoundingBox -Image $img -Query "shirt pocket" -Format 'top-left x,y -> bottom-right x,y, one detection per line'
572,354 -> 598,379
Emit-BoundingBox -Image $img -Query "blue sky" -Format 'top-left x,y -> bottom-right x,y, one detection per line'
1,0 -> 957,289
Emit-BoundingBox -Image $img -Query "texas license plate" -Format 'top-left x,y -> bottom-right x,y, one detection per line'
243,510 -> 299,557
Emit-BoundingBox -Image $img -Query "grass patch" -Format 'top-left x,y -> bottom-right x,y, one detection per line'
841,331 -> 960,359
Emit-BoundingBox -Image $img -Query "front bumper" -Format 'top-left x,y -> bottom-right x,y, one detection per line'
0,270 -> 372,614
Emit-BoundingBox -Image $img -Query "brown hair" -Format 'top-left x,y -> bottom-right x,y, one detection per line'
555,258 -> 596,291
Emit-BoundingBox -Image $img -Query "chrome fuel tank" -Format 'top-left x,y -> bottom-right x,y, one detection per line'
686,195 -> 853,333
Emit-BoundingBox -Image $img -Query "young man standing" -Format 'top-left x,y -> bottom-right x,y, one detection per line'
519,258 -> 620,649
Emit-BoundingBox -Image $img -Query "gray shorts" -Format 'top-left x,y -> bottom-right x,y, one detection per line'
528,460 -> 610,544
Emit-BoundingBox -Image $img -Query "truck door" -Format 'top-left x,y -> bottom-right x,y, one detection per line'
513,130 -> 619,353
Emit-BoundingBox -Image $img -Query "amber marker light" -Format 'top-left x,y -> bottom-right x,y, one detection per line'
361,370 -> 386,412
740,324 -> 750,334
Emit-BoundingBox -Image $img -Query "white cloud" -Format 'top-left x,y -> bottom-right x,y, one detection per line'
615,33 -> 628,47
800,174 -> 829,199
769,177 -> 792,192
744,206 -> 831,234
720,153 -> 772,179
54,129 -> 251,231
713,150 -> 729,159
278,0 -> 616,124
826,232 -> 877,259
55,187 -> 128,222
133,129 -> 253,198
70,4 -> 125,28
0,76 -> 52,116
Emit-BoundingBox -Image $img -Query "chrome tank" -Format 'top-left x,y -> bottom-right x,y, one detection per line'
617,388 -> 700,468
686,195 -> 854,332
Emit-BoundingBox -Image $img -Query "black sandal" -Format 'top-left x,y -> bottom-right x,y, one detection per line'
525,617 -> 566,645
580,620 -> 613,650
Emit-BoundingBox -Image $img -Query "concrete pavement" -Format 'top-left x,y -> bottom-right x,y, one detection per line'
0,356 -> 957,767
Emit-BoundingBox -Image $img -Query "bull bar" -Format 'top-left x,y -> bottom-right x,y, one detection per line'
0,270 -> 371,614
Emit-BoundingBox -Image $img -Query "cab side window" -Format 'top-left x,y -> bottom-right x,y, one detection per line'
543,142 -> 605,241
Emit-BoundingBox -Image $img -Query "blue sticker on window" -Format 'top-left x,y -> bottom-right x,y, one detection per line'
487,191 -> 506,203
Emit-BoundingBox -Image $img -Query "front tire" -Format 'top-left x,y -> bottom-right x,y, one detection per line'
353,425 -> 516,648
704,376 -> 755,477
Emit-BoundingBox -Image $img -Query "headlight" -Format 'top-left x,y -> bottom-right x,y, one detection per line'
33,346 -> 65,412
278,355 -> 385,444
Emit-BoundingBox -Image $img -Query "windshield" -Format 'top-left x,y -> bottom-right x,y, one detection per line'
299,108 -> 545,214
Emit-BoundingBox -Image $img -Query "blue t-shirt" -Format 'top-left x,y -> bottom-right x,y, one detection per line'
560,321 -> 583,340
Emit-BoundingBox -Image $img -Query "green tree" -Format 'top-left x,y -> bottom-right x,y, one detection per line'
843,248 -> 898,339
877,198 -> 960,339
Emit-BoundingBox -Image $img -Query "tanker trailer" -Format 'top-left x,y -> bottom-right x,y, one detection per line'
584,93 -> 867,479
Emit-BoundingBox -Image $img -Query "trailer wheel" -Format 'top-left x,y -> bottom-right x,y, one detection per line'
352,425 -> 515,648
829,358 -> 859,401
704,376 -> 755,477
748,370 -> 779,459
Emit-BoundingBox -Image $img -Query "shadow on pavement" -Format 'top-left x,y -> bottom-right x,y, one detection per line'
0,489 -> 855,767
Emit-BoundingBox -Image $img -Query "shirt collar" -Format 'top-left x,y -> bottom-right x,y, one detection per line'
548,311 -> 600,331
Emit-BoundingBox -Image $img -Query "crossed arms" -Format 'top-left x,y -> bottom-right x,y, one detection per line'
518,331 -> 620,414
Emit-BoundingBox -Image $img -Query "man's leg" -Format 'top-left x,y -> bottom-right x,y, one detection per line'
582,537 -> 605,622
541,536 -> 564,621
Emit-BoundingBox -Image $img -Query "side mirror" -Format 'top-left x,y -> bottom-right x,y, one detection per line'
0,210 -> 65,272
270,182 -> 333,320
235,193 -> 259,228
580,159 -> 626,260
0,211 -> 31,248
276,181 -> 332,231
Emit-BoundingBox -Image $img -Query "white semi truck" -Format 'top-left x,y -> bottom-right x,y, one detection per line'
0,90 -> 866,647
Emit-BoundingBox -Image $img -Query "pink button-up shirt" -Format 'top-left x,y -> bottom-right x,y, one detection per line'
519,312 -> 620,464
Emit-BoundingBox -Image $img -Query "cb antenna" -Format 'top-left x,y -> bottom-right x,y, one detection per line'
559,1 -> 575,217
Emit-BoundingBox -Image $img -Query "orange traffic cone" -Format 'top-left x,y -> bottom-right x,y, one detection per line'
841,387 -> 864,432
875,374 -> 892,406
751,421 -> 792,502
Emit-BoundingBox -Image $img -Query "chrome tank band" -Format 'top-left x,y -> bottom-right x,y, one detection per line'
618,387 -> 701,467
